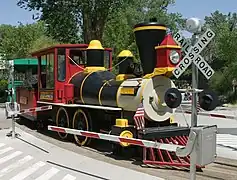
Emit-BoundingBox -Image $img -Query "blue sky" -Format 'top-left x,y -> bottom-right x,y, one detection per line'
168,0 -> 237,20
0,0 -> 237,26
0,1 -> 35,25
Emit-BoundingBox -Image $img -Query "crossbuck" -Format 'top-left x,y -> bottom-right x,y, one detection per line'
172,29 -> 215,80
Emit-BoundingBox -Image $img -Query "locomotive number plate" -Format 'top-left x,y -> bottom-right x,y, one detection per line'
40,91 -> 54,100
120,87 -> 135,95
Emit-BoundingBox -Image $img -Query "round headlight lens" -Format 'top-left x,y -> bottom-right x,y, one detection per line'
169,50 -> 180,64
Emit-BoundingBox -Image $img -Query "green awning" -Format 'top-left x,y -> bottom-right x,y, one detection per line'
13,58 -> 46,65
13,58 -> 46,73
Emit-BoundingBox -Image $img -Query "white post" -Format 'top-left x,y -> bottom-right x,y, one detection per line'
185,17 -> 202,180
9,62 -> 15,138
190,34 -> 199,180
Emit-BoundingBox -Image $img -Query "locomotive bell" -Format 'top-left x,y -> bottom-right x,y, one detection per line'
199,89 -> 218,111
117,50 -> 134,74
164,88 -> 182,108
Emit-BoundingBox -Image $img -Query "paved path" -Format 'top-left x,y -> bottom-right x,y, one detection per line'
216,133 -> 237,160
0,128 -> 163,180
0,108 -> 11,130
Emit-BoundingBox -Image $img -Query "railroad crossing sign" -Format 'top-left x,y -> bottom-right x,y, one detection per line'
172,29 -> 215,79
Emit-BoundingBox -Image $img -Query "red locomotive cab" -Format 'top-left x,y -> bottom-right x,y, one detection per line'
31,43 -> 113,105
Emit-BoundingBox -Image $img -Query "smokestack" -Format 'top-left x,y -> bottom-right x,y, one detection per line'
133,20 -> 167,74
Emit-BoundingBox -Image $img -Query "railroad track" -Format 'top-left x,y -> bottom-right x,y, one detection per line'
135,157 -> 237,180
196,158 -> 237,180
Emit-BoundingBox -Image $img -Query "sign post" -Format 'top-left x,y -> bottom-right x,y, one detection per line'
190,33 -> 199,180
190,33 -> 200,125
172,17 -> 216,180
8,62 -> 16,138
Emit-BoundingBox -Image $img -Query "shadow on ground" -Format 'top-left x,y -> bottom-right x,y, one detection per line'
15,117 -> 196,173
15,117 -> 145,163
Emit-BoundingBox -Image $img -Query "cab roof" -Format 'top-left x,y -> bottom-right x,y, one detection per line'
31,44 -> 112,57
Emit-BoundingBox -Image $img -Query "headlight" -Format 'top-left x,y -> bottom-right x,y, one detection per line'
169,50 -> 180,64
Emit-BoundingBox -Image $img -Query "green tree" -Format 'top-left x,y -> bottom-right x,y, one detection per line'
0,79 -> 8,103
17,0 -> 185,45
103,0 -> 185,70
17,0 -> 133,43
17,0 -> 185,75
203,11 -> 237,101
0,21 -> 58,59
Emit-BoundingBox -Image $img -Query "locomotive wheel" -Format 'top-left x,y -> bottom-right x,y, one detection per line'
55,107 -> 70,139
72,109 -> 92,146
112,129 -> 134,156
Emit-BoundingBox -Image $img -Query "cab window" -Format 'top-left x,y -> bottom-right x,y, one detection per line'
40,56 -> 46,88
57,48 -> 66,82
40,54 -> 54,89
46,53 -> 54,89
69,49 -> 87,65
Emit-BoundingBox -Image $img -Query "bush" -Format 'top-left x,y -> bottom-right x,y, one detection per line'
218,95 -> 228,105
225,91 -> 237,104
0,80 -> 8,103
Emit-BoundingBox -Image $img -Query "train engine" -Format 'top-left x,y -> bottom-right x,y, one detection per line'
63,20 -> 184,148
